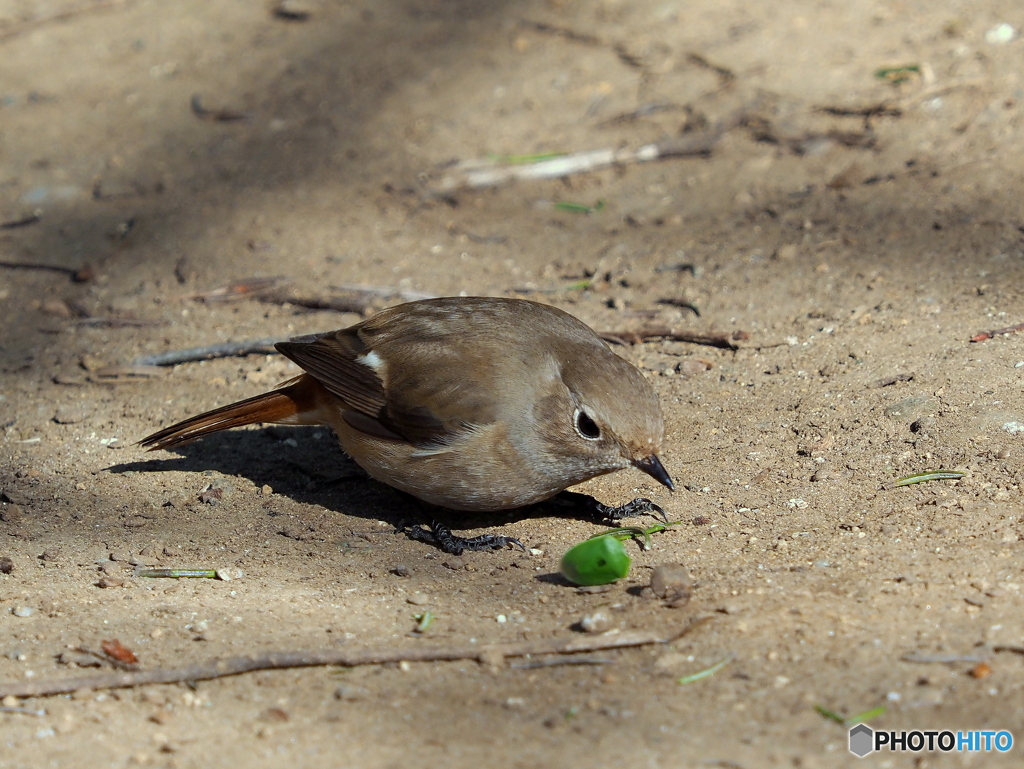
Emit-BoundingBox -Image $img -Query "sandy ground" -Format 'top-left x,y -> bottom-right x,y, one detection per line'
2,0 -> 1024,766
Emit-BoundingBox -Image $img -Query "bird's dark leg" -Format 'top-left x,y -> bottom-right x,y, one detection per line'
400,520 -> 525,555
393,493 -> 525,555
549,490 -> 669,525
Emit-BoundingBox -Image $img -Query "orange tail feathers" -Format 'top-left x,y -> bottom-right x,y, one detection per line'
140,375 -> 323,451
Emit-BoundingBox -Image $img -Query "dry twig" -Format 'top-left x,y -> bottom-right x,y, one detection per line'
869,373 -> 914,388
427,119 -> 737,194
331,284 -> 436,302
0,626 -> 699,698
186,276 -> 291,302
132,338 -> 286,367
190,94 -> 250,122
601,327 -> 749,350
0,213 -> 41,229
970,321 -> 1024,342
0,260 -> 93,282
258,289 -> 375,315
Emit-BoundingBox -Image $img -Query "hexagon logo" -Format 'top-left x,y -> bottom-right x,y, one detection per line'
849,723 -> 874,757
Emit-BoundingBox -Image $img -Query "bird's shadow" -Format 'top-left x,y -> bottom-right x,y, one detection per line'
108,425 -> 538,534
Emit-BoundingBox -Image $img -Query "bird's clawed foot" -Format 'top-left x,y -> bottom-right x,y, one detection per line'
400,520 -> 526,555
554,490 -> 669,525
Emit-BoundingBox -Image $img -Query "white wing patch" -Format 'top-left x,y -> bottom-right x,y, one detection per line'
356,350 -> 385,373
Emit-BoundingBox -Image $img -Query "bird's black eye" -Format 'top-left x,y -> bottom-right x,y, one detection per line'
574,409 -> 601,440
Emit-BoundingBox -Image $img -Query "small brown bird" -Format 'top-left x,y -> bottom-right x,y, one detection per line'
141,297 -> 674,553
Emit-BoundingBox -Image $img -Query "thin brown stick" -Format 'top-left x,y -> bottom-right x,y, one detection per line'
970,321 -> 1024,342
258,289 -> 375,315
0,213 -> 41,229
869,372 -> 915,388
0,260 -> 93,282
993,644 -> 1024,655
685,53 -> 736,84
816,103 -> 901,120
74,316 -> 161,328
0,626 -> 697,698
132,338 -> 286,367
331,284 -> 436,302
190,94 -> 250,122
426,121 -> 735,193
186,276 -> 292,302
519,19 -> 602,46
601,327 -> 749,349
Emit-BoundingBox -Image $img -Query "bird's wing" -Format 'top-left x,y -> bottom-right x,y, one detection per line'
276,326 -> 504,447
275,330 -> 388,423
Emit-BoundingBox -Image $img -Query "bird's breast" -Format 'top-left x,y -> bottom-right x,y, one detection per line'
326,416 -> 565,511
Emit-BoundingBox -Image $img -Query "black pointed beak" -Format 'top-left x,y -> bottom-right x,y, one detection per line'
634,454 -> 675,491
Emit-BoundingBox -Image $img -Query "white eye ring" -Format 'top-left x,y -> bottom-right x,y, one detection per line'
573,408 -> 601,440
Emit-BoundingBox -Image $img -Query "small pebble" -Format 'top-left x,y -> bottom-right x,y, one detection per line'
58,651 -> 101,668
198,485 -> 224,505
260,708 -> 289,723
53,405 -> 88,424
2,695 -> 19,707
0,503 -> 24,523
273,0 -> 313,21
12,606 -> 34,617
650,563 -> 692,607
653,652 -> 691,670
676,358 -> 712,378
334,685 -> 367,701
0,556 -> 13,574
442,557 -> 466,571
96,577 -> 125,589
406,593 -> 429,606
884,395 -> 936,420
40,299 -> 74,317
985,23 -> 1015,44
577,611 -> 613,634
392,564 -> 411,577
909,417 -> 934,434
576,584 -> 614,595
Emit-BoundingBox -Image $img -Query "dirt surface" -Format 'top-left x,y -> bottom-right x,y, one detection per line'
2,0 -> 1024,766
